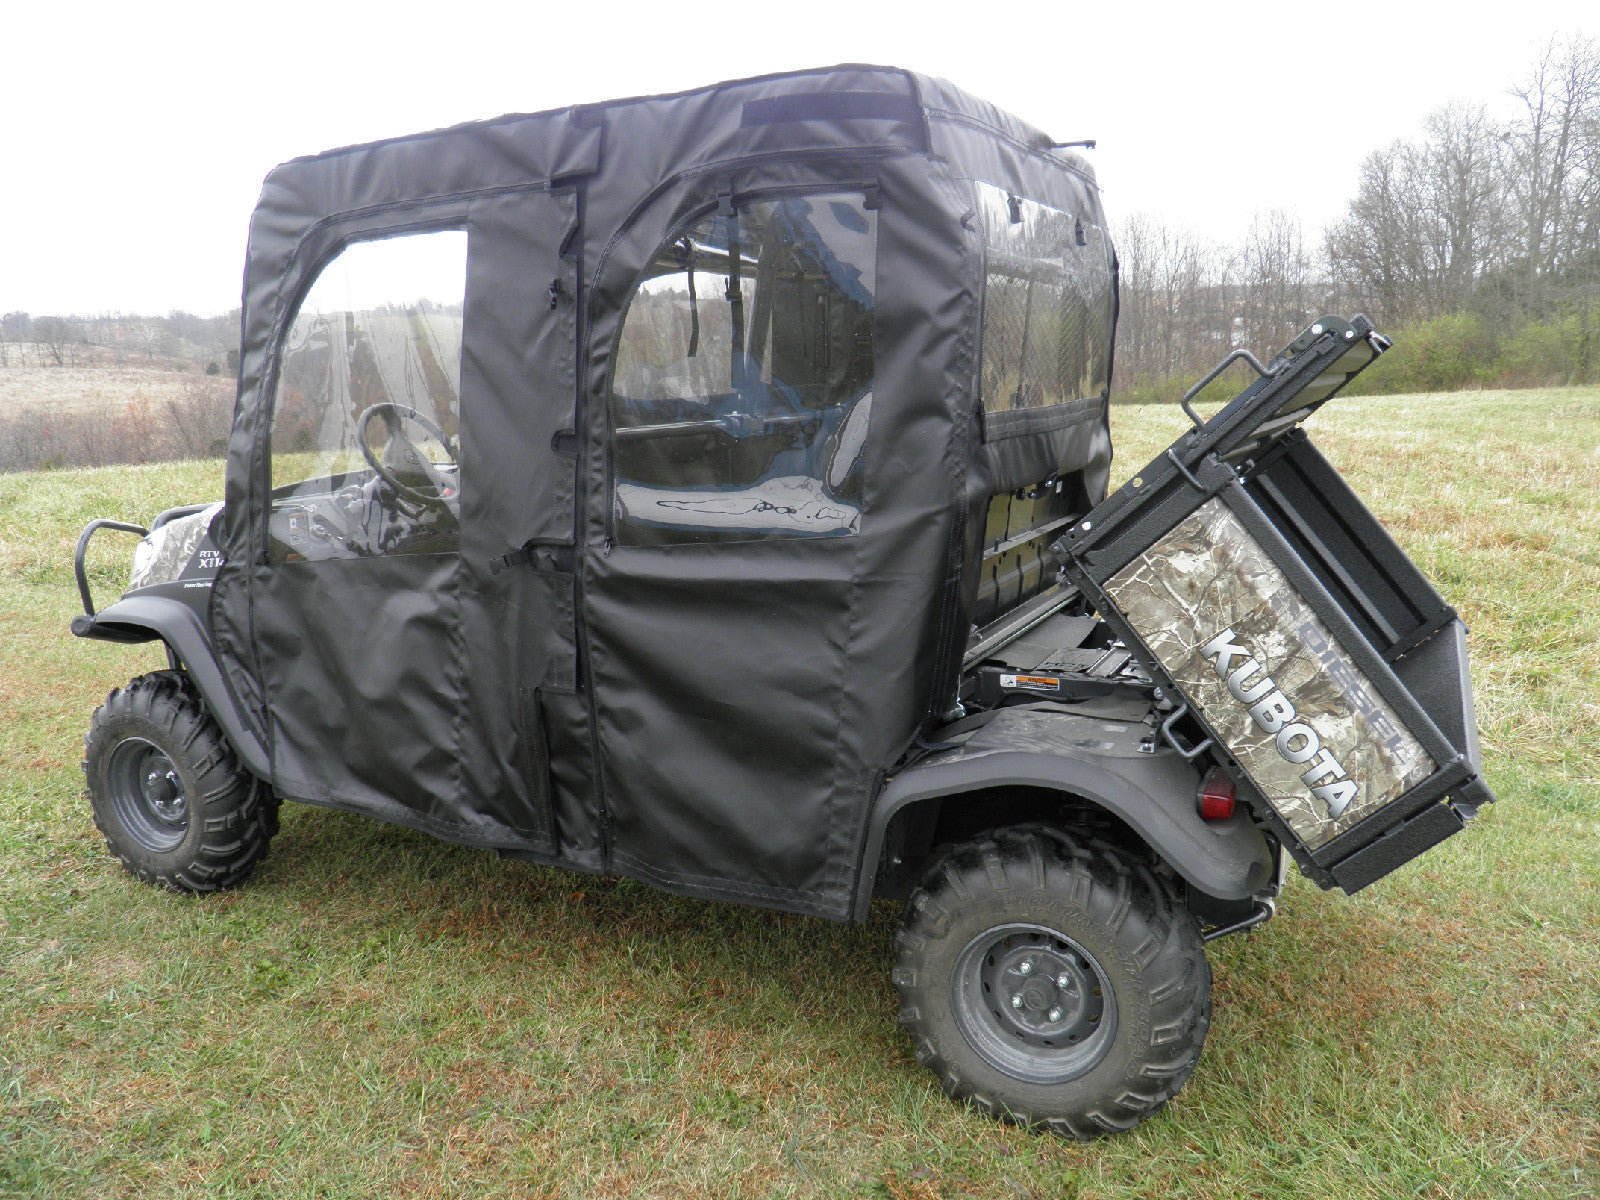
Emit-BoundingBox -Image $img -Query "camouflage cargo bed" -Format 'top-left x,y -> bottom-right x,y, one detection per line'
1054,317 -> 1494,892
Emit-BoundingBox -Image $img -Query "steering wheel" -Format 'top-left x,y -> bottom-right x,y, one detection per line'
355,403 -> 459,507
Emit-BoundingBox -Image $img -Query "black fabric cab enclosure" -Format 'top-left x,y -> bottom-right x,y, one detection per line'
209,66 -> 1116,920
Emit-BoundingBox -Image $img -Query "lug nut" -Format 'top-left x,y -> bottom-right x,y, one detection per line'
1018,961 -> 1032,976
1048,1008 -> 1062,1022
1011,995 -> 1023,1009
1056,974 -> 1070,988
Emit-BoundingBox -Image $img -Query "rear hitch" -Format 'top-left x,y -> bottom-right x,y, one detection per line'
1202,898 -> 1276,943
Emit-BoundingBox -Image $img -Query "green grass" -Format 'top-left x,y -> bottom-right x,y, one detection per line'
2,388 -> 1598,1198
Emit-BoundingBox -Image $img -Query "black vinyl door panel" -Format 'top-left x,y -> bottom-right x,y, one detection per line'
253,190 -> 587,852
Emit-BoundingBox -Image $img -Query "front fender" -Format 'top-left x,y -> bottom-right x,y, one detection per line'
853,706 -> 1275,919
71,594 -> 269,779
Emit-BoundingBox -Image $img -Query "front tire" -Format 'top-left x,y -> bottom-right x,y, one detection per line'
83,671 -> 278,892
893,825 -> 1211,1138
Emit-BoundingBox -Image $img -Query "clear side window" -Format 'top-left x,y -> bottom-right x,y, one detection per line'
611,192 -> 877,546
267,230 -> 467,563
976,182 -> 1113,420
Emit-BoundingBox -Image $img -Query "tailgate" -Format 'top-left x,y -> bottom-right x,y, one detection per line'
1055,316 -> 1494,893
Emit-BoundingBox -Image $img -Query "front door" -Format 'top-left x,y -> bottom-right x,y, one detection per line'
248,191 -> 582,853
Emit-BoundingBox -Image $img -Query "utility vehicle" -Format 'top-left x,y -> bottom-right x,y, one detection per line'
71,66 -> 1493,1137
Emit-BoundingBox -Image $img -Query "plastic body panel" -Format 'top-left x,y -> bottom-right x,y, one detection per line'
853,705 -> 1277,919
70,594 -> 270,778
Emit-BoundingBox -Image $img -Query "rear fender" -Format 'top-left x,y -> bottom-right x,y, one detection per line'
71,595 -> 269,779
853,708 -> 1276,919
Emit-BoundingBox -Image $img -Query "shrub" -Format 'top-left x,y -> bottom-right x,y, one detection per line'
1347,313 -> 1495,395
1497,318 -> 1576,387
0,377 -> 234,473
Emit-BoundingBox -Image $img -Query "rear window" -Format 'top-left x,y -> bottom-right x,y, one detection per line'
610,192 -> 877,547
976,182 -> 1113,423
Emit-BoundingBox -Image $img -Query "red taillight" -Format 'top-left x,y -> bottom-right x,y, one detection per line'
1197,770 -> 1237,821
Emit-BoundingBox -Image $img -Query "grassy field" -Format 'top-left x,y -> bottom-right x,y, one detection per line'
0,364 -> 200,416
2,388 -> 1597,1198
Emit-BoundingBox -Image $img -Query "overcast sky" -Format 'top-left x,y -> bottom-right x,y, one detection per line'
2,1 -> 1594,317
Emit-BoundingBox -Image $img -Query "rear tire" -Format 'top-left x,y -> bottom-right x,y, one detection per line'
83,671 -> 278,892
893,825 -> 1210,1138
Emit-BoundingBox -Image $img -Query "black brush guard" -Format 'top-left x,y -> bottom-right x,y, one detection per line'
1055,316 -> 1494,892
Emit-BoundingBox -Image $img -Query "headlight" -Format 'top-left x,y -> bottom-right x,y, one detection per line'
129,533 -> 161,590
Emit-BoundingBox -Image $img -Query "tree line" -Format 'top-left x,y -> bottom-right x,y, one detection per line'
1115,34 -> 1600,399
0,309 -> 238,373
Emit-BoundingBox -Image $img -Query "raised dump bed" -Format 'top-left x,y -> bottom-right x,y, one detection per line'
1055,316 -> 1494,892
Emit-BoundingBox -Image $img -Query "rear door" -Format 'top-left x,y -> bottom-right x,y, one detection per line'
584,185 -> 881,914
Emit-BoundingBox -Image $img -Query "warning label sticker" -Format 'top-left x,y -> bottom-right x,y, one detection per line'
999,674 -> 1061,693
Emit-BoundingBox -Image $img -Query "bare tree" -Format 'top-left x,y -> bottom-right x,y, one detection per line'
1111,212 -> 1160,384
1506,35 -> 1600,314
1326,103 -> 1509,325
1237,210 -> 1318,352
1,312 -> 31,367
34,315 -> 72,367
132,317 -> 170,361
165,377 -> 235,459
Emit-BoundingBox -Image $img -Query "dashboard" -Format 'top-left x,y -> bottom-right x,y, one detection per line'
268,470 -> 460,563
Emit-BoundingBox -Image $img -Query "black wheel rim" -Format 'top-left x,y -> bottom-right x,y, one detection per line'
106,737 -> 190,852
951,922 -> 1119,1084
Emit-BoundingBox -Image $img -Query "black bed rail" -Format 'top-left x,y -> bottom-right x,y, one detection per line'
1178,348 -> 1272,429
